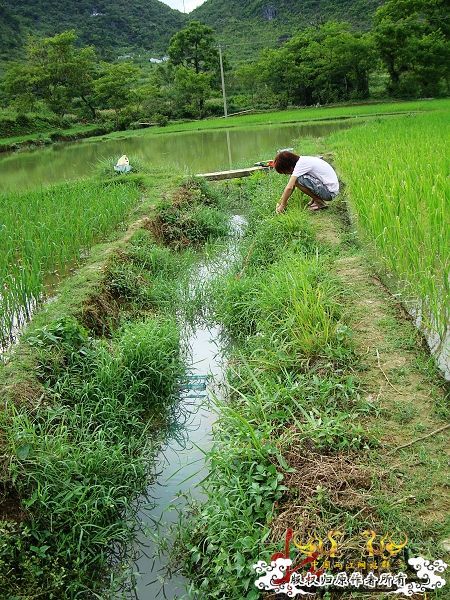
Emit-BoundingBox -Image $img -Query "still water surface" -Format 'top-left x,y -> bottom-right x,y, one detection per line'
131,216 -> 246,600
0,121 -> 352,192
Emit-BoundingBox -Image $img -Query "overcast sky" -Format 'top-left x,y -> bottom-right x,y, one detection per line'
161,0 -> 207,12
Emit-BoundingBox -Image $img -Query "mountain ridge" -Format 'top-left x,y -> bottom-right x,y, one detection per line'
190,0 -> 382,59
0,0 -> 382,62
1,0 -> 186,58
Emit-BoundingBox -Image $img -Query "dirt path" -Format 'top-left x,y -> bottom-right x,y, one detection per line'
311,205 -> 449,556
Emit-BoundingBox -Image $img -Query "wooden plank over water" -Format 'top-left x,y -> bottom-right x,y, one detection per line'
196,166 -> 268,181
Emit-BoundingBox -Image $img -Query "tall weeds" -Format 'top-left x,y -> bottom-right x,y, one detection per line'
1,315 -> 183,597
175,173 -> 370,599
0,176 -> 231,597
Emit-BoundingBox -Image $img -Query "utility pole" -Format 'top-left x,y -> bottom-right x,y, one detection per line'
218,44 -> 228,118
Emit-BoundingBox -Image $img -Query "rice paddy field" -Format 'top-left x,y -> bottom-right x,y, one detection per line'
0,98 -> 448,599
330,110 -> 450,345
0,176 -> 143,347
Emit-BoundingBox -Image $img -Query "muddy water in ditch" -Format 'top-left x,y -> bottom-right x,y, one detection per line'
129,216 -> 246,600
0,121 -> 353,192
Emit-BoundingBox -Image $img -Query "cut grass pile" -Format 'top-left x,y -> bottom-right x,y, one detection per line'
0,175 -> 232,597
330,109 -> 450,343
175,171 -> 449,599
151,176 -> 229,249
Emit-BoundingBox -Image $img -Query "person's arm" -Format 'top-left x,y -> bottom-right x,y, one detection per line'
276,175 -> 298,214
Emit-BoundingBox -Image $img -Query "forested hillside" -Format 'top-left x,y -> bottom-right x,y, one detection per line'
0,0 -> 186,58
191,0 -> 383,58
0,5 -> 24,60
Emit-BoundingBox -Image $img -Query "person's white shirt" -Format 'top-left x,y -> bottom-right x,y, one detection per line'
292,156 -> 339,194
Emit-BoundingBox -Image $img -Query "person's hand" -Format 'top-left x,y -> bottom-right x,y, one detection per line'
276,201 -> 287,214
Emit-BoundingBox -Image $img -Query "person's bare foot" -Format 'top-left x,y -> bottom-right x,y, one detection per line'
308,203 -> 328,211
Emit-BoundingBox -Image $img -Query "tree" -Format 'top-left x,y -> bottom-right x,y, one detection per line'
168,21 -> 219,75
3,30 -> 98,117
252,23 -> 376,106
0,5 -> 23,61
135,82 -> 172,121
93,62 -> 141,117
172,66 -> 212,118
167,21 -> 219,118
373,0 -> 450,96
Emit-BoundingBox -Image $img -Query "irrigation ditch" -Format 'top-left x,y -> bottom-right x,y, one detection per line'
168,173 -> 449,599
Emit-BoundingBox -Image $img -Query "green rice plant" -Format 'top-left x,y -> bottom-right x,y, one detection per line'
0,178 -> 141,347
331,110 -> 450,341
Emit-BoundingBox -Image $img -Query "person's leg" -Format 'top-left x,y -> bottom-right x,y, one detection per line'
295,182 -> 326,209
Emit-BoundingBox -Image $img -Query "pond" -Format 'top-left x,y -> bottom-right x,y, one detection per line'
0,121 -> 353,192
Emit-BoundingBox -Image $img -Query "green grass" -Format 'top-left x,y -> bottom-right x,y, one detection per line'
174,174 -> 373,598
0,174 -> 234,598
0,124 -> 109,151
4,98 -> 440,151
174,170 -> 449,599
331,110 -> 450,341
0,177 -> 143,348
1,315 -> 183,598
93,99 -> 448,142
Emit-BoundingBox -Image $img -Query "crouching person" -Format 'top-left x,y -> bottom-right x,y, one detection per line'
273,151 -> 339,213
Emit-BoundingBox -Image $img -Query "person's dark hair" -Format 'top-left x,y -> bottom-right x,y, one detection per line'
273,151 -> 300,175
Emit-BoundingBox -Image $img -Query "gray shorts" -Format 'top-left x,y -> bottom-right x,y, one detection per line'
297,174 -> 337,201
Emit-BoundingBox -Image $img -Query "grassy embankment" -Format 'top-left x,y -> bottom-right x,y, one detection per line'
0,107 -> 109,152
91,99 -> 449,140
0,170 -> 231,597
0,124 -> 112,152
1,99 -> 447,153
175,113 -> 449,598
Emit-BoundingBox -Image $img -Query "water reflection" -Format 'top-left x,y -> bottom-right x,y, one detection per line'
0,122 -> 353,192
129,216 -> 246,600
